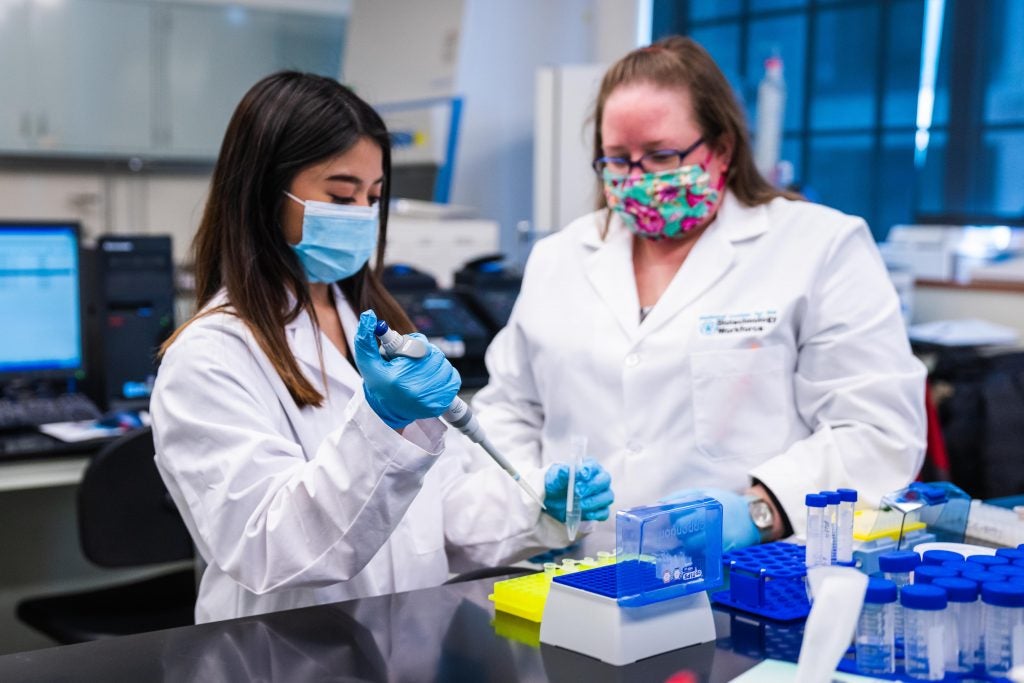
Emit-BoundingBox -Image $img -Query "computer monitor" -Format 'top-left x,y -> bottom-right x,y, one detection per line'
0,222 -> 84,380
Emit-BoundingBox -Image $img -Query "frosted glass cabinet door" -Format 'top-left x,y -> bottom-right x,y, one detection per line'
160,4 -> 345,157
161,4 -> 278,156
0,0 -> 32,151
28,0 -> 152,153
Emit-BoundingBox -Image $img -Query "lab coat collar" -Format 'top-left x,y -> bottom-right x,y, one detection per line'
285,284 -> 362,389
579,192 -> 768,342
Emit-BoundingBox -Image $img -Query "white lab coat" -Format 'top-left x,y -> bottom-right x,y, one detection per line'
473,193 -> 927,553
151,286 -> 565,623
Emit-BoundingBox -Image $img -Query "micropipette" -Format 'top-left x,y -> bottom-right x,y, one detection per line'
565,435 -> 585,542
373,320 -> 547,510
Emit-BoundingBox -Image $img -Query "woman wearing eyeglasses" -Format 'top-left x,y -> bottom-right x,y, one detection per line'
472,36 -> 927,555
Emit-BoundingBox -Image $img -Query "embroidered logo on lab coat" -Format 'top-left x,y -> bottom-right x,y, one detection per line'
698,310 -> 778,337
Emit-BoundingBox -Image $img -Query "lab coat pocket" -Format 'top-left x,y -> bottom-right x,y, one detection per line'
690,345 -> 788,460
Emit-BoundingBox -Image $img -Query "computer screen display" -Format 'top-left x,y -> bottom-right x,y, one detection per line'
0,223 -> 83,376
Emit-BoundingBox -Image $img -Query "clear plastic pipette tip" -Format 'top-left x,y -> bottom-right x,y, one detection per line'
515,475 -> 547,511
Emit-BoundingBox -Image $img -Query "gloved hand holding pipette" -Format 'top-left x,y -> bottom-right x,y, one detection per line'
360,310 -> 548,510
354,311 -> 461,430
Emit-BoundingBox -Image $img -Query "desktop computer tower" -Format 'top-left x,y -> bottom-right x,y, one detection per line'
83,236 -> 175,412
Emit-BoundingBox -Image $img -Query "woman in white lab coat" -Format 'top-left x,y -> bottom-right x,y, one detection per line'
474,37 -> 927,554
151,72 -> 612,623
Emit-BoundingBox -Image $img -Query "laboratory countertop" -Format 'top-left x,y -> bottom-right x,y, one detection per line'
0,577 -> 771,682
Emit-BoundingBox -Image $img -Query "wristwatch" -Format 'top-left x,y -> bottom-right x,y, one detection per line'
746,495 -> 776,543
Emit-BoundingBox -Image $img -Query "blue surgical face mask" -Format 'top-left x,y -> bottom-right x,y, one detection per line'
285,191 -> 379,283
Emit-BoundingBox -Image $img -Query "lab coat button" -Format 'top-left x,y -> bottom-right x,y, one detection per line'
624,353 -> 640,367
626,442 -> 642,454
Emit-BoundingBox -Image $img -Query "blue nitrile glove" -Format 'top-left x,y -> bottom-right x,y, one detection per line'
354,310 -> 461,430
543,458 -> 614,522
660,487 -> 760,552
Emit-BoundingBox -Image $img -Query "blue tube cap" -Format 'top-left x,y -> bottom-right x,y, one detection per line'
991,564 -> 1024,578
805,494 -> 827,508
932,577 -> 978,602
941,560 -> 967,574
966,554 -> 1009,568
981,582 -> 1024,608
914,565 -> 959,584
836,488 -> 858,503
819,490 -> 841,505
878,550 -> 921,573
922,549 -> 964,565
900,584 -> 948,610
864,577 -> 898,604
961,569 -> 1003,584
995,548 -> 1024,563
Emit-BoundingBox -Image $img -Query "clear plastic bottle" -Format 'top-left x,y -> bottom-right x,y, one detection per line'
754,55 -> 786,181
879,550 -> 921,641
804,494 -> 827,569
856,578 -> 897,675
982,581 -> 1024,675
933,577 -> 981,672
820,490 -> 840,565
901,584 -> 948,680
835,488 -> 857,564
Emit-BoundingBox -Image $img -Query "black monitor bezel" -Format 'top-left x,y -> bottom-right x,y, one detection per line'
0,220 -> 86,383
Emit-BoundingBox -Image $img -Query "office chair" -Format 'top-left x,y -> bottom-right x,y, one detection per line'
16,427 -> 197,644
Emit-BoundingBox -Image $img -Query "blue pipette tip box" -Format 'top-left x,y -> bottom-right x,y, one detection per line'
711,541 -> 811,622
553,497 -> 724,607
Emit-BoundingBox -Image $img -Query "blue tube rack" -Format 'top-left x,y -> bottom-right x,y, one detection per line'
710,542 -> 811,622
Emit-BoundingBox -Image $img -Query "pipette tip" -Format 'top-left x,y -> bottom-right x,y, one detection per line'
517,477 -> 547,510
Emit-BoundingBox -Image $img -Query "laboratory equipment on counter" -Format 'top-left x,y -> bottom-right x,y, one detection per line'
933,577 -> 981,673
900,584 -> 948,681
836,488 -> 857,564
373,320 -> 546,509
565,435 -> 585,542
855,578 -> 897,675
539,497 -> 723,666
710,541 -> 811,622
805,493 -> 827,569
982,582 -> 1024,676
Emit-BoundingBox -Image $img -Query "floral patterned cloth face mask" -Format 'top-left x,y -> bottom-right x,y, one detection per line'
603,157 -> 727,240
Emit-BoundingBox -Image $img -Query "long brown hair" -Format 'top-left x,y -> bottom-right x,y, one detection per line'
163,71 -> 413,408
593,36 -> 798,231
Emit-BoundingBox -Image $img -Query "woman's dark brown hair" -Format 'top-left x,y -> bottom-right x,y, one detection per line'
162,71 -> 413,408
593,36 -> 798,232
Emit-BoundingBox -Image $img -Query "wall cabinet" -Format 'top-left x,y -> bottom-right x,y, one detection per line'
0,0 -> 345,160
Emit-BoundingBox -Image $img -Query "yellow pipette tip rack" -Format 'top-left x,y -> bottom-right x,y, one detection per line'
489,552 -> 616,623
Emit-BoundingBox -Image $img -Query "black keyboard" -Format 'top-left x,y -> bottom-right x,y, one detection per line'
0,393 -> 102,430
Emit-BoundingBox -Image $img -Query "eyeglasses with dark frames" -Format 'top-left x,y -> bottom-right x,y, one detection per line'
592,138 -> 705,176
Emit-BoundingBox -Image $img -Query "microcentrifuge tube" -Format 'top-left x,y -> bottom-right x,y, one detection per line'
565,436 -> 586,542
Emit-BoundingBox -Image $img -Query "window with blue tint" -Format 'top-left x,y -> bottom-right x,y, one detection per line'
929,4 -> 955,128
747,14 -> 807,132
780,135 -> 803,190
807,134 -> 873,223
883,0 -> 924,128
916,130 -> 947,216
750,0 -> 806,12
811,5 -> 879,131
878,132 -> 918,240
983,129 -> 1024,215
983,0 -> 1024,124
689,25 -> 742,99
688,0 -> 741,22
